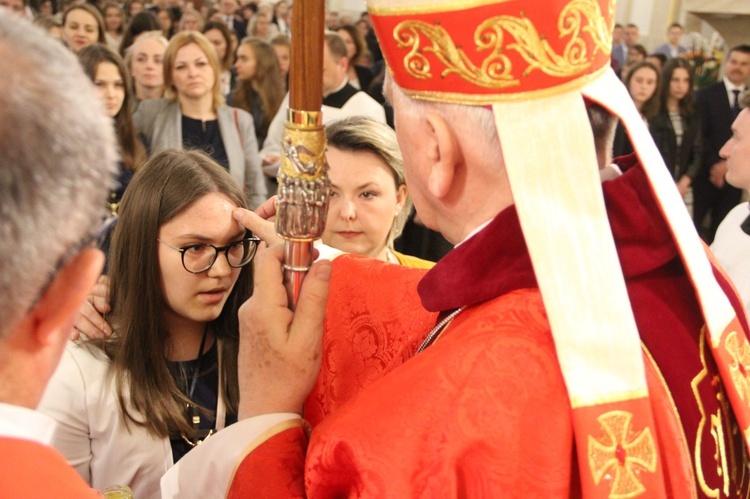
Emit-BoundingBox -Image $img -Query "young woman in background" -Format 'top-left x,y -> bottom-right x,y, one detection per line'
78,44 -> 146,212
133,31 -> 266,208
649,58 -> 703,201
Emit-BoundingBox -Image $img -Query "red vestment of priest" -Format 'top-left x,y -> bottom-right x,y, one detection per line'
0,438 -> 100,498
229,157 -> 750,497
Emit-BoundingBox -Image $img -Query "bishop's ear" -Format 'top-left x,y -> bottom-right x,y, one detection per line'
30,248 -> 104,347
424,112 -> 463,199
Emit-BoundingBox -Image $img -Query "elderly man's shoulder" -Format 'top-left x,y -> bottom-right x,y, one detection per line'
0,438 -> 99,497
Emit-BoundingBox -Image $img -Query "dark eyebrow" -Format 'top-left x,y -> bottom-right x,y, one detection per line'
174,230 -> 246,244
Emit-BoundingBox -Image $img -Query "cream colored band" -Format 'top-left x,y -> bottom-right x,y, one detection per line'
493,89 -> 650,406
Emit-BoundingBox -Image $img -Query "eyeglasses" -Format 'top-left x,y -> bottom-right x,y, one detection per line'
158,236 -> 260,274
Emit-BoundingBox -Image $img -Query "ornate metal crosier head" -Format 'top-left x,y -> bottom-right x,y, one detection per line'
275,112 -> 330,244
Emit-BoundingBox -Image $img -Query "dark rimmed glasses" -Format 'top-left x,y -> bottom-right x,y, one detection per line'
158,236 -> 261,274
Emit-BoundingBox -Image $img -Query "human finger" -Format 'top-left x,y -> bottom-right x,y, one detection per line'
254,196 -> 278,220
233,208 -> 281,245
73,301 -> 112,338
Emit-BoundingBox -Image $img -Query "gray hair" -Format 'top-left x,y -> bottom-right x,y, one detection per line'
383,72 -> 501,153
741,89 -> 750,110
0,14 -> 117,336
326,116 -> 411,245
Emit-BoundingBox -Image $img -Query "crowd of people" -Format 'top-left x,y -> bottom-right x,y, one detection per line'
611,21 -> 750,242
3,0 -> 750,497
7,0 -> 455,262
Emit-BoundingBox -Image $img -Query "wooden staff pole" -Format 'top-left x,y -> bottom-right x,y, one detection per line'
275,0 -> 329,306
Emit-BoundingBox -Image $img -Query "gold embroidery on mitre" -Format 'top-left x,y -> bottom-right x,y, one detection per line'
724,331 -> 750,402
587,411 -> 657,498
392,0 -> 612,88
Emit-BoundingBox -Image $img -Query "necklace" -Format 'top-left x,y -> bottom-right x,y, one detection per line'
179,327 -> 215,447
417,306 -> 466,353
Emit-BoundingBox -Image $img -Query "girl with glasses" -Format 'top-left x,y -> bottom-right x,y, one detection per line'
38,149 -> 259,498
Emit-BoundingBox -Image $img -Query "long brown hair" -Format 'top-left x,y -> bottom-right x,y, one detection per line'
624,61 -> 661,120
658,58 -> 695,116
232,37 -> 284,138
336,24 -> 367,67
101,150 -> 250,438
78,44 -> 146,172
202,21 -> 234,72
62,4 -> 107,45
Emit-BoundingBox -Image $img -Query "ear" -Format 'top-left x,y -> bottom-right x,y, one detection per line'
30,248 -> 105,348
424,112 -> 462,199
339,55 -> 350,72
395,184 -> 408,214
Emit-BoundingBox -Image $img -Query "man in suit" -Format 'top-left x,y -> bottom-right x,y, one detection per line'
611,23 -> 626,70
653,23 -> 687,60
220,0 -> 246,38
694,44 -> 750,242
0,12 -> 115,496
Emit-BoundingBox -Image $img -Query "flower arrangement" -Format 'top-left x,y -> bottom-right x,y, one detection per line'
683,31 -> 724,88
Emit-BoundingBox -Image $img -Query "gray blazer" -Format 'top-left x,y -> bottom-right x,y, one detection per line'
134,99 -> 267,209
653,43 -> 687,59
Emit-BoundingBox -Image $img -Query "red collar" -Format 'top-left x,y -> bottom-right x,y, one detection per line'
418,155 -> 678,312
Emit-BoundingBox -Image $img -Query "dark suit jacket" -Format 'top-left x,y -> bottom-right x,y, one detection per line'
695,81 -> 734,177
227,16 -> 246,38
649,110 -> 703,181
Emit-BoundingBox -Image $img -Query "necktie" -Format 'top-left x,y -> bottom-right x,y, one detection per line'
732,89 -> 741,118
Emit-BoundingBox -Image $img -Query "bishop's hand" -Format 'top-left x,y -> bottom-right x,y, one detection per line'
237,244 -> 331,419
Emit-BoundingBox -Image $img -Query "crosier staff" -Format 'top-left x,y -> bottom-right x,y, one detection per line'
274,0 -> 329,305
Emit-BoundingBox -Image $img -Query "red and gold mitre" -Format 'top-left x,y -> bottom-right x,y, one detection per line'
368,1 -> 750,498
370,0 -> 614,104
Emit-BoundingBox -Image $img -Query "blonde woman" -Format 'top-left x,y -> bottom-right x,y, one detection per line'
124,30 -> 168,102
133,31 -> 266,208
241,116 -> 433,268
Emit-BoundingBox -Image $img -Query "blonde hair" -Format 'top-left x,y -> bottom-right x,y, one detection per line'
326,116 -> 412,245
162,31 -> 225,108
124,30 -> 168,76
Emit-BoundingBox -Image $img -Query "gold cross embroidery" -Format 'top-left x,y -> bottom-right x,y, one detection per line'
588,411 -> 657,498
725,331 -> 750,402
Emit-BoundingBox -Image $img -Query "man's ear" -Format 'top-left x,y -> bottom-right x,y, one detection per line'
30,248 -> 104,347
424,112 -> 462,199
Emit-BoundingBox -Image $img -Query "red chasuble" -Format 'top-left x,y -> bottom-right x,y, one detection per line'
229,158 -> 750,498
0,438 -> 100,498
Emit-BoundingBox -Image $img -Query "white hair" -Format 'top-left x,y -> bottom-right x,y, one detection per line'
384,71 -> 501,151
0,14 -> 117,335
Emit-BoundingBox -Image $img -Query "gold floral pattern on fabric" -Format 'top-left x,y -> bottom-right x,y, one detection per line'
588,411 -> 657,498
691,327 -> 729,497
724,331 -> 750,403
393,0 -> 612,88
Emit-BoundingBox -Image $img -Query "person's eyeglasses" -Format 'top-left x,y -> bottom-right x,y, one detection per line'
158,236 -> 260,274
